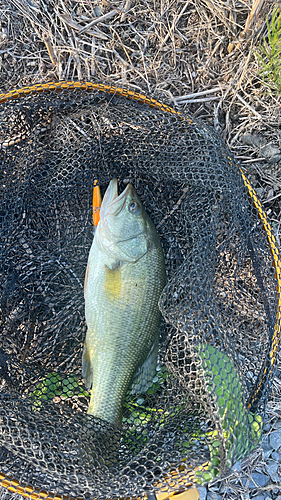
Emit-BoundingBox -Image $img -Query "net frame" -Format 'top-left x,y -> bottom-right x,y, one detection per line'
0,80 -> 280,500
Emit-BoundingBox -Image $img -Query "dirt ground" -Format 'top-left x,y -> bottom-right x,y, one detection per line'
0,0 -> 281,499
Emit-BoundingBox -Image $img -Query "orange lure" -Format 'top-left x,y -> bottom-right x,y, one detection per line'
93,180 -> 102,226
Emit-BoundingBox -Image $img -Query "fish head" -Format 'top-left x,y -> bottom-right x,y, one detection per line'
97,179 -> 151,263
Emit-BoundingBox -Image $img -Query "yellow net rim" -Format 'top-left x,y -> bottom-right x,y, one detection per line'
0,80 -> 280,500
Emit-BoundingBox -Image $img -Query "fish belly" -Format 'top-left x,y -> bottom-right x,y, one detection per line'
83,240 -> 165,427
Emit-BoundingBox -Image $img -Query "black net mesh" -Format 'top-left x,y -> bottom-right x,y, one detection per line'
0,81 -> 280,500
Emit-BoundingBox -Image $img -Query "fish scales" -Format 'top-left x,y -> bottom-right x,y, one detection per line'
83,179 -> 166,427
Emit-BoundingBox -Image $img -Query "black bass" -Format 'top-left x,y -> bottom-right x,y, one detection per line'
83,179 -> 166,427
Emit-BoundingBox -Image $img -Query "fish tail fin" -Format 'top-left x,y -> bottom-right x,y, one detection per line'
82,341 -> 93,389
129,336 -> 159,394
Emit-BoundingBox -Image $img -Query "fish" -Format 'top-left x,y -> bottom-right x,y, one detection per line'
83,179 -> 166,427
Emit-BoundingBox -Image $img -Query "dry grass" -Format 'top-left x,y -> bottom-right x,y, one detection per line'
0,0 -> 281,497
1,0 -> 280,199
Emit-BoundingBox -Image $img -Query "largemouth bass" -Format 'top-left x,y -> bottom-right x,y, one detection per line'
83,179 -> 166,427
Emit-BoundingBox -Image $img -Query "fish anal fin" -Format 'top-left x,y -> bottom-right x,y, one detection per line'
130,336 -> 159,394
82,341 -> 93,389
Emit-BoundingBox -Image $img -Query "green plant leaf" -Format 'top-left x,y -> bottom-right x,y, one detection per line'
255,6 -> 281,94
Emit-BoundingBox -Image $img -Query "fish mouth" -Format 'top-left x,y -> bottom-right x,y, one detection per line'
101,179 -> 134,218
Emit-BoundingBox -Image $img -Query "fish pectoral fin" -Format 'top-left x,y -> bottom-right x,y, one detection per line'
82,343 -> 93,389
129,336 -> 159,394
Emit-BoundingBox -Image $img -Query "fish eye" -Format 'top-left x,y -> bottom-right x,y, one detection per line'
129,201 -> 140,213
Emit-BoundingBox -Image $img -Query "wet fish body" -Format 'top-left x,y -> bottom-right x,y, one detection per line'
83,179 -> 166,427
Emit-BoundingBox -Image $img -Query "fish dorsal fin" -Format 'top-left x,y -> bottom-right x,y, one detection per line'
129,336 -> 159,394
